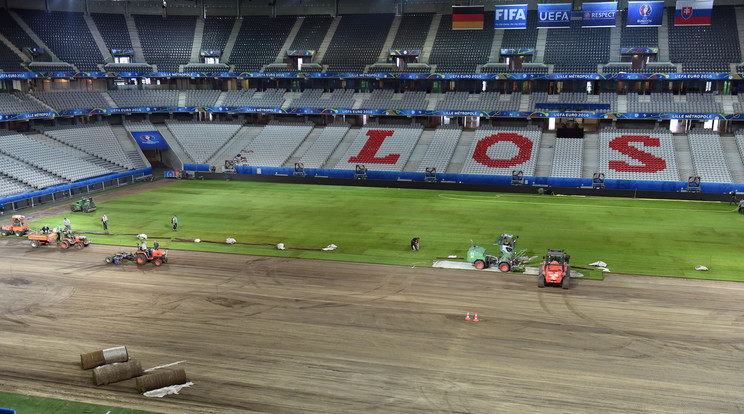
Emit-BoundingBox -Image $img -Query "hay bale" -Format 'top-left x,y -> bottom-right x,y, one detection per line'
92,360 -> 143,386
80,346 -> 128,369
136,368 -> 188,394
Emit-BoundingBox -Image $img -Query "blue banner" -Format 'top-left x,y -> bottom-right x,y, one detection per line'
494,4 -> 528,29
537,3 -> 572,28
199,49 -> 221,57
627,1 -> 664,27
111,49 -> 134,56
287,50 -> 315,56
582,1 -> 618,28
500,48 -> 535,55
389,49 -> 420,56
620,47 -> 659,54
131,131 -> 169,150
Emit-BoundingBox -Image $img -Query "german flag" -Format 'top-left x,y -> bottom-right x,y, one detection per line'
452,5 -> 484,30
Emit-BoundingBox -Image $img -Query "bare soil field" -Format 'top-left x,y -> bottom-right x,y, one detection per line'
1,235 -> 744,413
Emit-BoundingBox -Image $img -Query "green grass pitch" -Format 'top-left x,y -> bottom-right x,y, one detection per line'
30,180 -> 743,281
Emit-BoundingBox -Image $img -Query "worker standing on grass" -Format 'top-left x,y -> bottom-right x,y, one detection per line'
171,215 -> 178,232
101,214 -> 108,231
411,237 -> 420,251
63,217 -> 71,232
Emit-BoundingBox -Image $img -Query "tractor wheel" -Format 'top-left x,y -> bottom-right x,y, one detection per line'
562,275 -> 570,290
70,205 -> 76,212
474,260 -> 485,270
15,231 -> 22,237
153,258 -> 162,266
30,240 -> 40,248
538,275 -> 545,288
61,241 -> 69,249
0,230 -> 7,236
136,253 -> 147,265
75,243 -> 84,249
83,206 -> 89,213
105,256 -> 113,264
499,262 -> 511,273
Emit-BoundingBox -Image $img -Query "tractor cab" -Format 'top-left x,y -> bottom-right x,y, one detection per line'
1,215 -> 30,236
496,233 -> 518,256
539,249 -> 571,289
135,248 -> 168,266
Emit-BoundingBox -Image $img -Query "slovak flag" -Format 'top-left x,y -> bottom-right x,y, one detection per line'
674,0 -> 713,26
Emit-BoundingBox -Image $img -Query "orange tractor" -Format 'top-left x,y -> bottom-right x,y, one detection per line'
1,215 -> 30,237
61,233 -> 91,249
135,248 -> 168,266
538,249 -> 571,289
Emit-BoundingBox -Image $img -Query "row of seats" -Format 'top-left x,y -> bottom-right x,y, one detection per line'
297,123 -> 350,168
36,123 -> 136,170
416,124 -> 461,173
598,128 -> 679,181
0,153 -> 65,190
237,121 -> 314,167
687,130 -> 732,183
460,126 -> 541,176
166,120 -> 242,164
334,123 -> 423,171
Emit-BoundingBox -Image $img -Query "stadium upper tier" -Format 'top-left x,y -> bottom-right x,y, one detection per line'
0,7 -> 742,74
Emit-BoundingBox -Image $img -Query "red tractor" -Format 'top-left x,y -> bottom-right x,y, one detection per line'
538,249 -> 571,289
61,233 -> 91,249
135,249 -> 168,266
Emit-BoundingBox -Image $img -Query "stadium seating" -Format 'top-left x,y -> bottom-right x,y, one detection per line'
237,121 -> 314,167
0,41 -> 25,72
598,127 -> 679,181
35,123 -> 135,170
201,17 -> 235,52
667,6 -> 740,73
550,138 -> 584,178
185,89 -> 221,107
428,13 -> 494,73
0,91 -> 50,115
0,174 -> 32,197
134,14 -> 196,72
391,13 -> 434,51
360,90 -> 429,111
16,10 -> 103,72
289,15 -> 333,51
626,91 -> 722,113
92,13 -> 133,52
544,20 -> 611,73
619,10 -> 658,49
0,153 -> 65,190
416,124 -> 462,173
109,90 -> 179,107
0,130 -> 113,182
297,122 -> 350,168
460,126 -> 541,176
323,14 -> 395,72
165,120 -> 242,164
33,90 -> 110,111
436,91 -> 521,112
221,89 -> 285,107
230,16 -> 296,72
334,123 -> 423,171
123,119 -> 157,132
0,9 -> 40,52
499,11 -> 538,51
686,130 -> 732,183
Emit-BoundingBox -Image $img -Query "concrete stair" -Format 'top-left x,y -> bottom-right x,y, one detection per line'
378,15 -> 401,62
125,15 -> 147,63
112,125 -> 149,169
315,16 -> 341,64
447,129 -> 475,174
221,18 -> 243,64
276,17 -> 302,63
420,14 -> 441,63
84,14 -> 111,63
190,18 -> 205,64
207,125 -> 263,167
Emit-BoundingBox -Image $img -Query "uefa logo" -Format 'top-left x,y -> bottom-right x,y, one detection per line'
140,135 -> 154,142
639,4 -> 652,16
583,11 -> 590,18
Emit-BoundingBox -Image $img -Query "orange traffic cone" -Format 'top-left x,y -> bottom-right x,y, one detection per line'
473,313 -> 479,322
465,311 -> 471,321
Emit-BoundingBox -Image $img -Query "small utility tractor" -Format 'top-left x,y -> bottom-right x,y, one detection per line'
466,233 -> 530,272
70,197 -> 97,213
135,248 -> 168,266
60,233 -> 91,249
105,251 -> 136,265
1,215 -> 30,236
538,249 -> 571,289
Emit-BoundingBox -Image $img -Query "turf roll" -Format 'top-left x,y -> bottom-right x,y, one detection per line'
80,346 -> 128,369
92,360 -> 143,385
135,368 -> 188,393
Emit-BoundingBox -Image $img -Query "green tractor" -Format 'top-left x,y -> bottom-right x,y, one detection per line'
70,197 -> 97,213
466,233 -> 530,272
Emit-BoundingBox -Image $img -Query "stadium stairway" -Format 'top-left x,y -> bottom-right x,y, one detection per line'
284,126 -> 323,167
314,15 -> 340,65
721,136 -> 744,183
207,125 -> 263,168
125,15 -> 146,65
83,14 -> 111,67
276,18 -> 303,64
221,18 -> 243,64
404,128 -> 434,172
215,91 -> 227,106
10,10 -> 60,63
534,131 -> 555,178
447,129 -> 475,174
157,124 -> 190,166
377,15 -> 401,63
112,125 -> 149,170
737,8 -> 744,63
0,33 -> 29,67
582,132 -> 599,179
178,92 -> 186,107
488,29 -> 504,63
673,134 -> 694,181
419,14 -> 441,64
326,126 -> 358,169
658,9 -> 671,62
189,18 -> 204,64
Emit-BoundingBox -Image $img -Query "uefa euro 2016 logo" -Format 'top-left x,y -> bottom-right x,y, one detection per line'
639,4 -> 652,17
139,135 -> 155,143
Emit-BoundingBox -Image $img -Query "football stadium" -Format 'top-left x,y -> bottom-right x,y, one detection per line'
1,0 -> 744,412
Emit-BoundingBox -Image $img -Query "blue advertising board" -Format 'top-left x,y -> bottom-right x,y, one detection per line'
626,1 -> 664,27
537,3 -> 572,28
494,4 -> 528,29
582,1 -> 618,28
131,131 -> 169,150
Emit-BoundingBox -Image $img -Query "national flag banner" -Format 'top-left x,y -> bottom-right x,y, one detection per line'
494,4 -> 527,29
627,1 -> 664,27
674,0 -> 713,26
452,5 -> 485,30
537,3 -> 571,28
582,1 -> 618,28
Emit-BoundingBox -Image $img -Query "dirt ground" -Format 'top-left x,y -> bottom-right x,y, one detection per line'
1,182 -> 744,413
